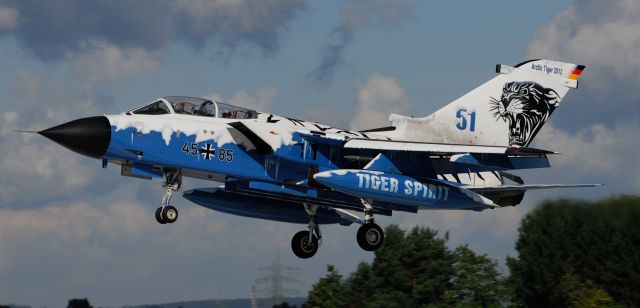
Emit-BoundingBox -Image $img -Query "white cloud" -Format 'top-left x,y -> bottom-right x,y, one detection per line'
0,201 -> 197,305
0,6 -> 19,31
349,73 -> 410,130
534,121 -> 640,190
301,100 -> 352,128
205,86 -> 277,112
526,0 -> 640,125
0,138 -> 118,207
228,87 -> 277,111
6,70 -> 115,124
68,40 -> 159,84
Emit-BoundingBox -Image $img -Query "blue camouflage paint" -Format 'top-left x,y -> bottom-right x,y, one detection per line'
104,126 -> 274,181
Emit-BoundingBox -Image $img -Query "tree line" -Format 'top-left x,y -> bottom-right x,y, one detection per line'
303,196 -> 639,307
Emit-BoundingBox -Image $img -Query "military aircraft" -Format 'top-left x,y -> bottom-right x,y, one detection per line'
34,59 -> 597,258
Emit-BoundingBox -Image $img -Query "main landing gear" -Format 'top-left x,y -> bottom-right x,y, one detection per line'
291,204 -> 322,259
290,200 -> 385,259
155,169 -> 182,224
356,199 -> 384,251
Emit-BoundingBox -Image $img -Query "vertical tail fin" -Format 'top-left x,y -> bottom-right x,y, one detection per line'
389,59 -> 585,147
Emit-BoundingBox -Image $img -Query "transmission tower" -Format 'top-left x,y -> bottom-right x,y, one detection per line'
255,255 -> 304,307
251,285 -> 258,308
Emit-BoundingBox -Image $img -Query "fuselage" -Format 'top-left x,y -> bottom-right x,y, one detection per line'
38,96 -> 514,213
37,97 -> 508,212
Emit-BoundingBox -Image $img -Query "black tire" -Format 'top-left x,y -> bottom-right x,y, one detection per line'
155,207 -> 167,224
357,223 -> 384,251
162,206 -> 179,224
291,230 -> 319,259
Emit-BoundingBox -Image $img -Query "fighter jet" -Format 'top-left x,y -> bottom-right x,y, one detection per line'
35,59 -> 597,258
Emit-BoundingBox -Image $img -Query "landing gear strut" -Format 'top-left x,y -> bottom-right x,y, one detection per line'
155,169 -> 181,224
357,199 -> 384,251
291,204 -> 321,259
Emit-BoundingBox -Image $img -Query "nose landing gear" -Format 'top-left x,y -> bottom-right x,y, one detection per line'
291,230 -> 319,259
291,204 -> 321,259
155,170 -> 181,224
155,206 -> 178,224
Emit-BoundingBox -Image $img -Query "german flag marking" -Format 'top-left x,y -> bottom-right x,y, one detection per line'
568,65 -> 585,80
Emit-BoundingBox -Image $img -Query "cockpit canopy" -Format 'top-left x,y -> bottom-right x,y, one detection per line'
126,96 -> 258,119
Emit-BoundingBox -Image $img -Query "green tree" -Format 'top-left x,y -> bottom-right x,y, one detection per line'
343,225 -> 456,307
400,226 -> 455,306
342,262 -> 377,307
448,245 -> 507,306
273,302 -> 297,308
306,264 -> 346,308
67,298 -> 92,308
508,196 -> 640,306
557,271 -> 613,308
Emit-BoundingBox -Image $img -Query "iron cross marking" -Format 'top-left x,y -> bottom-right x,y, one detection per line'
199,143 -> 215,160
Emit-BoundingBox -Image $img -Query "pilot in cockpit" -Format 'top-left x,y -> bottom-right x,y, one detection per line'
173,102 -> 185,113
173,101 -> 195,114
221,111 -> 238,119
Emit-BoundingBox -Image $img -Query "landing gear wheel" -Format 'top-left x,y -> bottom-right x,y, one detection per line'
357,223 -> 384,251
155,169 -> 182,225
155,207 -> 167,224
291,230 -> 319,259
162,205 -> 178,224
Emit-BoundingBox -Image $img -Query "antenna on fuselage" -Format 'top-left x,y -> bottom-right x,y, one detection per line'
12,129 -> 39,134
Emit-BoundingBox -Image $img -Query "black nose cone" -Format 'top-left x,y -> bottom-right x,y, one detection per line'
40,116 -> 111,158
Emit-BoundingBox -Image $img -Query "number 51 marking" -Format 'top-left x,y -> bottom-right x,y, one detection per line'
456,108 -> 476,132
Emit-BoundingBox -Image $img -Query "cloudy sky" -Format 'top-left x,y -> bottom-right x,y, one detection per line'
1,0 -> 638,306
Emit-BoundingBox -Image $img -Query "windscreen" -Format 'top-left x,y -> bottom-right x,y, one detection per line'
129,96 -> 258,119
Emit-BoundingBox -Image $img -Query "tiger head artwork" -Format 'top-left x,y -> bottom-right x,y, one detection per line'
490,81 -> 560,147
